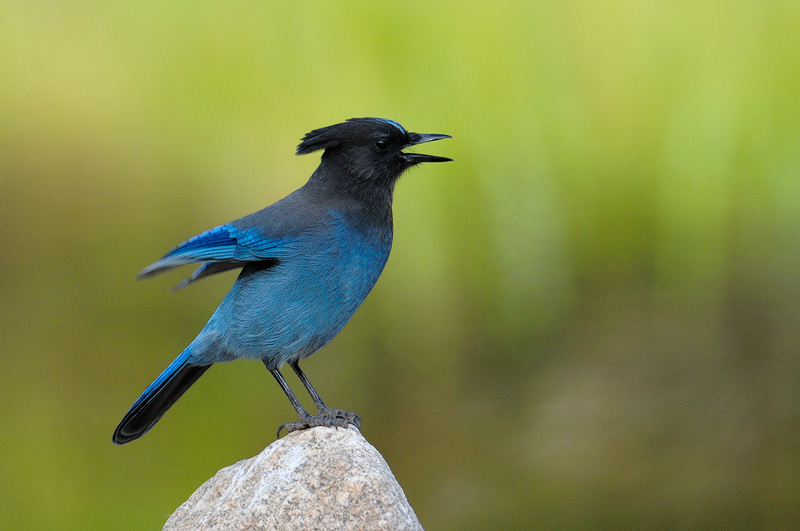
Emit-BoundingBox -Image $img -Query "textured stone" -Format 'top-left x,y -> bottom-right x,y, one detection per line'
162,426 -> 424,530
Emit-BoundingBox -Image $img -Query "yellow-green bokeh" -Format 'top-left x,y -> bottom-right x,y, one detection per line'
2,1 -> 799,529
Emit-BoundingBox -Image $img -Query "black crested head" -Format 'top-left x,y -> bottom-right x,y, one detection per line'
297,118 -> 451,189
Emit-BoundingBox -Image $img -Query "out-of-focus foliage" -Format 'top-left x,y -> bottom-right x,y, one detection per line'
1,1 -> 799,529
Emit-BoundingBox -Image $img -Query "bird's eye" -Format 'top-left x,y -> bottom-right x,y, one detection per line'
375,139 -> 390,151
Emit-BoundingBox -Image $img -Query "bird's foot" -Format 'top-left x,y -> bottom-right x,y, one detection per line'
277,407 -> 361,437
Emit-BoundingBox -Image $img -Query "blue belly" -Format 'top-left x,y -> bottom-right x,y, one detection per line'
188,217 -> 391,369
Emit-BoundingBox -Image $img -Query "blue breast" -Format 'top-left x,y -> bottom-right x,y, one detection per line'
189,210 -> 392,369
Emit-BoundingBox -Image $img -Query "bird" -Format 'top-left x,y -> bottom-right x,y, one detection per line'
112,117 -> 451,445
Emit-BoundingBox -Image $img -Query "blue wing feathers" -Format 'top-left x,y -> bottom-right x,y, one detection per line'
137,224 -> 288,281
165,224 -> 286,260
171,225 -> 241,258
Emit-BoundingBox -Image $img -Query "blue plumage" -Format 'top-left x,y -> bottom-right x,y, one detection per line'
137,224 -> 287,279
375,118 -> 407,134
113,118 -> 451,444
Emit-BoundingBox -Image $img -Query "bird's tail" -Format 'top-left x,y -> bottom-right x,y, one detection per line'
112,347 -> 210,445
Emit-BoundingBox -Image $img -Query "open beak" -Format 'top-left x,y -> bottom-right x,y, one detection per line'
403,133 -> 453,164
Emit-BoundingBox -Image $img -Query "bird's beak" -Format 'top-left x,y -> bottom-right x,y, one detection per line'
403,133 -> 453,164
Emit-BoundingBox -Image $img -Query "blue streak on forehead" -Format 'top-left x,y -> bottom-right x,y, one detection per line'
375,118 -> 406,134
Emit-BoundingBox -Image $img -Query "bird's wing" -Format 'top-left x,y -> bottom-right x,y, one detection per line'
137,224 -> 290,289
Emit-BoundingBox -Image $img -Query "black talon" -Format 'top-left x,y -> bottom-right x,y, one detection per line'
268,361 -> 360,438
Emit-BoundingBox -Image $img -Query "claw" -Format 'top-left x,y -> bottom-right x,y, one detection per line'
275,408 -> 361,437
276,422 -> 291,438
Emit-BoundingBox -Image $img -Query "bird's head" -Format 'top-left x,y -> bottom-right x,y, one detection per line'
297,118 -> 451,188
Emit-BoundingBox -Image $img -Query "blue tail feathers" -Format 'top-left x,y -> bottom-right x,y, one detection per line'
112,349 -> 210,445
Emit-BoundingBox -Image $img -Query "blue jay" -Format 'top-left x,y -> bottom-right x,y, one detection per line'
112,118 -> 451,444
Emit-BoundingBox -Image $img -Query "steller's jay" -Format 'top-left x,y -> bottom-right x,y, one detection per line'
112,118 -> 451,444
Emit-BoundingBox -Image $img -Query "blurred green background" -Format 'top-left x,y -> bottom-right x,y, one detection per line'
2,1 -> 799,529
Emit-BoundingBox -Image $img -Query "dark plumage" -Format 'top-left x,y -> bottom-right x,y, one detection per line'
113,118 -> 451,444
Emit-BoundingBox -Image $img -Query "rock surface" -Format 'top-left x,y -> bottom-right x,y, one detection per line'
162,426 -> 424,530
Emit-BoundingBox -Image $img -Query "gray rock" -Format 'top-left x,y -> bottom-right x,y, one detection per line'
162,426 -> 424,530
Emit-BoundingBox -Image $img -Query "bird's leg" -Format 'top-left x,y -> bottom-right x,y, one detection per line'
267,365 -> 315,437
266,361 -> 361,436
288,360 -> 327,410
288,360 -> 361,430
